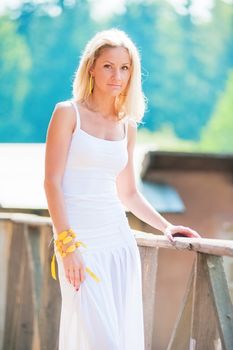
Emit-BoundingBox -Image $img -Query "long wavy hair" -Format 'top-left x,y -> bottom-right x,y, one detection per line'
72,28 -> 146,123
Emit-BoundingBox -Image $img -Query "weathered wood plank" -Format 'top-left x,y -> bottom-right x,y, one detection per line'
3,222 -> 23,350
0,221 -> 13,350
206,255 -> 233,350
0,214 -> 233,350
134,232 -> 233,257
1,213 -> 233,257
138,245 -> 158,350
191,253 -> 219,350
25,225 -> 41,350
0,213 -> 51,226
16,224 -> 35,350
167,264 -> 195,350
38,225 -> 60,350
3,223 -> 34,350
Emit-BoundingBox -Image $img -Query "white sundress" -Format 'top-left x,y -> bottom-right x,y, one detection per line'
52,100 -> 145,350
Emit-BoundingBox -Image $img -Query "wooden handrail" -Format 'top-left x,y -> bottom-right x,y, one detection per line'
134,231 -> 233,257
0,213 -> 232,257
0,212 -> 51,225
0,213 -> 232,350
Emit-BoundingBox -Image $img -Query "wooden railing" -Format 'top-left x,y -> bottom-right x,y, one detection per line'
0,213 -> 233,350
136,233 -> 233,350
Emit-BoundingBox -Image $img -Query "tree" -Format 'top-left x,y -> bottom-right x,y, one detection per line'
199,70 -> 233,152
21,0 -> 97,141
0,16 -> 32,141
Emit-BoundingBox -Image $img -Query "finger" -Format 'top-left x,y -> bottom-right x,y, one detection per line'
65,271 -> 70,284
166,232 -> 175,243
174,227 -> 201,238
69,269 -> 76,287
66,268 -> 72,284
170,225 -> 186,234
179,227 -> 201,238
80,267 -> 86,283
73,268 -> 80,289
189,231 -> 201,238
187,228 -> 201,237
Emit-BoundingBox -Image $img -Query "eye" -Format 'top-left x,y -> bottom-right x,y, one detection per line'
104,64 -> 112,69
122,65 -> 129,71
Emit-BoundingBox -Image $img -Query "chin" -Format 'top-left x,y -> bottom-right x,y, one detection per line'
110,90 -> 123,97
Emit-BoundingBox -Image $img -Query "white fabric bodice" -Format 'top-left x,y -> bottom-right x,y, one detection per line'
61,100 -> 129,229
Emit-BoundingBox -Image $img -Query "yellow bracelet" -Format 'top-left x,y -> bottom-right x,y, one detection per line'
55,237 -> 88,257
57,228 -> 75,241
51,229 -> 100,283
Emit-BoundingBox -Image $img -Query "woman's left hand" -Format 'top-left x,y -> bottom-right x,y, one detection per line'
163,224 -> 201,243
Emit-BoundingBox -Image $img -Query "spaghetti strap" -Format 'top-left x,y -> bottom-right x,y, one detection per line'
124,117 -> 129,139
70,100 -> 81,133
125,119 -> 128,134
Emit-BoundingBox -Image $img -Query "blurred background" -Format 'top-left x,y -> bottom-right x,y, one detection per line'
0,0 -> 233,152
1,1 -> 233,350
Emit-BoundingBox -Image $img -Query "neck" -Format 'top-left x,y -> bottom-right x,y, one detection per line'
86,90 -> 117,118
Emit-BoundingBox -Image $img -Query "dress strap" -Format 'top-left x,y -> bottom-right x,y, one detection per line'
70,100 -> 81,132
124,117 -> 129,139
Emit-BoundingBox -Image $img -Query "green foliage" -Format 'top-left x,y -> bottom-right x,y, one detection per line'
137,124 -> 198,151
199,70 -> 233,153
21,1 -> 98,141
0,16 -> 32,141
113,0 -> 233,139
0,0 -> 233,147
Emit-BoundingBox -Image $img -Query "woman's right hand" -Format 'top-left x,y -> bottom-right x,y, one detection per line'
62,249 -> 86,291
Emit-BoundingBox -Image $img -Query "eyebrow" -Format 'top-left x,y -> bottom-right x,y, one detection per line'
103,60 -> 131,65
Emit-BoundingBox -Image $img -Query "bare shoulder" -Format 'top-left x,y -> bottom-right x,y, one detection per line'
54,100 -> 74,115
51,100 -> 75,127
126,118 -> 138,145
128,118 -> 138,129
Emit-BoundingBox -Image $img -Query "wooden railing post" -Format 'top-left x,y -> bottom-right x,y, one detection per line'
0,220 -> 13,350
191,253 -> 220,349
191,253 -> 233,350
168,253 -> 233,350
138,244 -> 158,350
0,216 -> 60,350
167,264 -> 195,350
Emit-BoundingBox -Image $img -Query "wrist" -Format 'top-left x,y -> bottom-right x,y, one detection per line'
160,221 -> 172,234
55,228 -> 87,258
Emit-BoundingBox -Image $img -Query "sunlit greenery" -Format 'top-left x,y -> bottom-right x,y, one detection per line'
199,70 -> 233,153
0,0 -> 232,151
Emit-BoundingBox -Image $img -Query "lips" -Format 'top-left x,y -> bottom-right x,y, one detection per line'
108,84 -> 121,88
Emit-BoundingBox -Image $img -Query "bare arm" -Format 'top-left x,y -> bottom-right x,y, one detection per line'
44,101 -> 86,290
116,121 -> 200,241
44,101 -> 75,234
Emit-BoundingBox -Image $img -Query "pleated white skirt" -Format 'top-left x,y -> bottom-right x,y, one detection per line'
54,214 -> 145,350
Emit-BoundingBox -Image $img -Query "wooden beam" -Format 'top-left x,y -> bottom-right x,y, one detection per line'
38,225 -> 60,350
3,223 -> 34,350
0,221 -> 13,350
191,253 -> 219,350
1,214 -> 233,257
206,255 -> 233,350
0,213 -> 51,226
139,245 -> 158,350
167,265 -> 195,350
134,232 -> 233,258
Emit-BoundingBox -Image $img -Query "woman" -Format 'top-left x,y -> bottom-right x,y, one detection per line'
44,28 -> 200,350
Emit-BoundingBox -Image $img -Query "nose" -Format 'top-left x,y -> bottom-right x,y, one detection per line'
112,68 -> 122,81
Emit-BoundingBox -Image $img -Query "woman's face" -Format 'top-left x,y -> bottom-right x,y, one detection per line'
90,46 -> 131,97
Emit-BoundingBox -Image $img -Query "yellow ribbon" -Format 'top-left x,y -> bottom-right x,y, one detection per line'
51,254 -> 57,280
50,235 -> 100,283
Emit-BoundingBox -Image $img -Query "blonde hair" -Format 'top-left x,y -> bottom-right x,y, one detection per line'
72,28 -> 146,123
